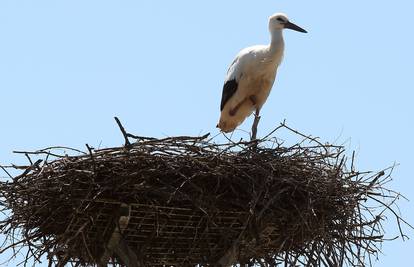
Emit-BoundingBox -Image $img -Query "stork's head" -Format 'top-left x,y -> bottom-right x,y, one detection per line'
269,13 -> 307,33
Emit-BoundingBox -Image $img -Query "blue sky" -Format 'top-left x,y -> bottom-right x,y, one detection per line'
1,0 -> 413,266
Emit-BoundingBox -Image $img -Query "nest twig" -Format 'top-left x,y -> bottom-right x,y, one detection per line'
0,118 -> 411,267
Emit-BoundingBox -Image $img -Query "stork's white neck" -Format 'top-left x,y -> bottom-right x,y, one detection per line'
263,28 -> 284,66
269,29 -> 284,53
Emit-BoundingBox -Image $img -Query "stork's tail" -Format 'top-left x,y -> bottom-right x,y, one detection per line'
217,119 -> 237,133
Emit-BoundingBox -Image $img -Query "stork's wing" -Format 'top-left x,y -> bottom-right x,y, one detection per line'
219,45 -> 267,112
220,79 -> 238,111
220,54 -> 243,111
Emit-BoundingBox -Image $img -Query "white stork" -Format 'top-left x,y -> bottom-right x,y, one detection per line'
217,13 -> 307,134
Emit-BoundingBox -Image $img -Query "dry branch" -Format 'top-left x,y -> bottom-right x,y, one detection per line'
0,119 -> 411,267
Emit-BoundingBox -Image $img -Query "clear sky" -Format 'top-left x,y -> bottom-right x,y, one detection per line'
1,0 -> 413,266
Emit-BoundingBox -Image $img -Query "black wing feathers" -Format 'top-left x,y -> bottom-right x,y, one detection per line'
220,79 -> 238,111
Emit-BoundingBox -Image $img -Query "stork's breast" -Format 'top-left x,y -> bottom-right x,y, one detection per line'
245,73 -> 276,109
239,62 -> 277,99
248,74 -> 275,93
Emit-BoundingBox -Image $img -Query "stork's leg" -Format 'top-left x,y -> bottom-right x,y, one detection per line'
251,109 -> 261,141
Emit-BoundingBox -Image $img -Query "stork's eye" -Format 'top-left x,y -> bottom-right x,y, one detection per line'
277,17 -> 285,22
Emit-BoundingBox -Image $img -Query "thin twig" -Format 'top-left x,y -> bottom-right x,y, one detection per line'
114,116 -> 131,147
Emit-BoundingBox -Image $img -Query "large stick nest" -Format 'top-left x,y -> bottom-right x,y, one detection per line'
0,120 -> 410,267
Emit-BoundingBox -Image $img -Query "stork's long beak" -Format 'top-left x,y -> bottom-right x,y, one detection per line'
284,21 -> 307,33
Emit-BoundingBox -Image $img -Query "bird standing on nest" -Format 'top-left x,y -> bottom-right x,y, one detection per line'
217,13 -> 307,137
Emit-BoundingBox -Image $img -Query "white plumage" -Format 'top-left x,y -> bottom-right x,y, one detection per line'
217,13 -> 307,133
